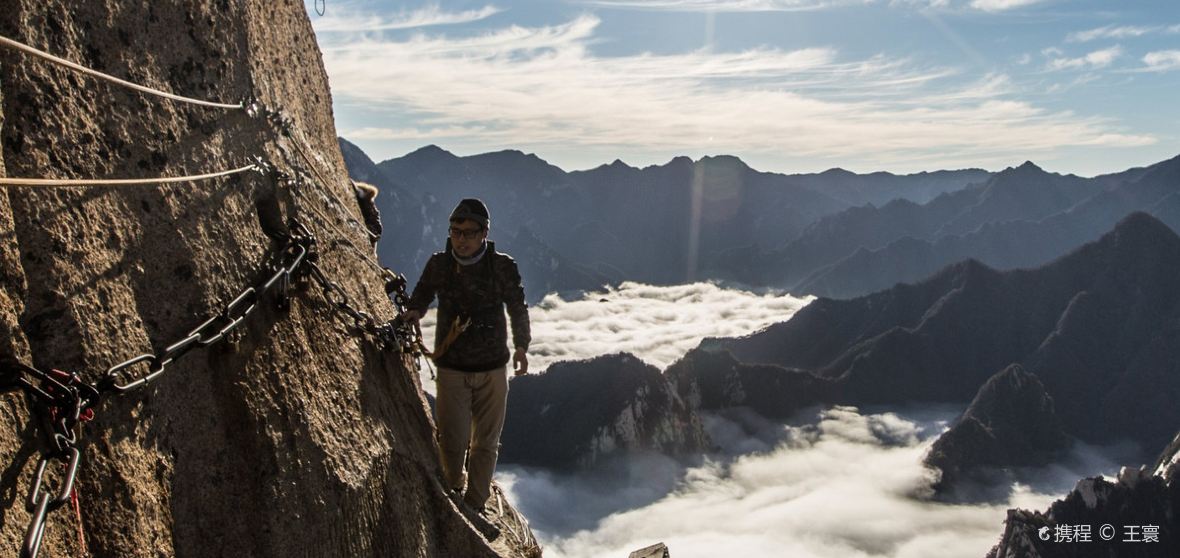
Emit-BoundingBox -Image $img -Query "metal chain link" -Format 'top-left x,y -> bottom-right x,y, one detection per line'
245,102 -> 428,363
0,365 -> 95,557
0,86 -> 431,555
2,224 -> 312,557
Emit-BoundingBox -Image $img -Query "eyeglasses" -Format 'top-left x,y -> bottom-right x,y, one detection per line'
449,226 -> 484,240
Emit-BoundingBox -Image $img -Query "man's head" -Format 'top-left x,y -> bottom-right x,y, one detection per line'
449,198 -> 490,258
353,180 -> 379,200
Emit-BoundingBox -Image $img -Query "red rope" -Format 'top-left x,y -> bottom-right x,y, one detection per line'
71,486 -> 87,555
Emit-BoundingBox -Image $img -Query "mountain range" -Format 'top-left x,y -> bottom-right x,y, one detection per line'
344,139 -> 1180,306
341,139 -> 989,299
500,214 -> 1180,505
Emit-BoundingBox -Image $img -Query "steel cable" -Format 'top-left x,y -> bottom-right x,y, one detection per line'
0,34 -> 243,110
0,163 -> 259,188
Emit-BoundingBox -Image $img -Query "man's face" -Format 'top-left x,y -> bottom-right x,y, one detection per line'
449,219 -> 487,257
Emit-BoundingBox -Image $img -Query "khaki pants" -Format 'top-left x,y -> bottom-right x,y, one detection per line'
436,364 -> 508,510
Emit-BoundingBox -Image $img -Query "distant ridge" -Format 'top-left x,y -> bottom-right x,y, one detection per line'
677,213 -> 1180,467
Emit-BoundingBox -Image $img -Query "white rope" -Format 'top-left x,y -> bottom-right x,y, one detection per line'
0,34 -> 243,110
0,164 -> 258,187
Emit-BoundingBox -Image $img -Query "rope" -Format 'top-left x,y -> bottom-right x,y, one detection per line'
0,34 -> 243,110
315,0 -> 326,16
71,485 -> 86,555
0,163 -> 259,187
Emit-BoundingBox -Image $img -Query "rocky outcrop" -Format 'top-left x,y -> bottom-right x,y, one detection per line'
987,433 -> 1180,558
924,365 -> 1071,501
1,2 -> 534,556
501,353 -> 709,470
665,347 -> 837,421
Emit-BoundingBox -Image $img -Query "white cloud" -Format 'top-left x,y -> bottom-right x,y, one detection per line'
1142,50 -> 1180,72
312,3 -> 501,32
500,405 -> 1118,558
342,125 -> 487,140
1067,25 -> 1157,43
578,0 -> 1049,11
1047,45 -> 1122,70
968,0 -> 1046,11
320,14 -> 1155,172
419,282 -> 812,388
575,0 -> 869,11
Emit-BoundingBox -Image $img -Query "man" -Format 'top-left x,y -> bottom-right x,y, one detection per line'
351,180 -> 382,249
403,198 -> 530,517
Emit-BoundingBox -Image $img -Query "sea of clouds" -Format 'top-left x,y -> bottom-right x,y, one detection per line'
416,281 -> 813,393
414,282 -> 1123,557
500,404 -> 1123,558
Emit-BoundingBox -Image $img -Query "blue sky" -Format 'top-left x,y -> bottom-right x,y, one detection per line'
308,0 -> 1180,175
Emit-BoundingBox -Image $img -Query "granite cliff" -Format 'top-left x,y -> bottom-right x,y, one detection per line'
1,1 -> 535,556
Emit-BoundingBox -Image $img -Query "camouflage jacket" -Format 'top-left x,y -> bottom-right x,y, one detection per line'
406,240 -> 530,372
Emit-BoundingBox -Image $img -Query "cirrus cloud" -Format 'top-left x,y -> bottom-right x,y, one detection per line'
1142,50 -> 1180,72
968,0 -> 1046,11
1046,45 -> 1123,71
311,3 -> 502,32
1067,25 -> 1157,43
319,13 -> 1154,172
574,0 -> 869,11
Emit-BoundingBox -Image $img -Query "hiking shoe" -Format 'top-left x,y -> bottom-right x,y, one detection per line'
450,490 -> 501,541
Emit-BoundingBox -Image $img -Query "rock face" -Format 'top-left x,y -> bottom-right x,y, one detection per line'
987,433 -> 1180,558
702,213 -> 1180,465
1,2 -> 534,556
500,353 -> 709,470
923,365 -> 1071,501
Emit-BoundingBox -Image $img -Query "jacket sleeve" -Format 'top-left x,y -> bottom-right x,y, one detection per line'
406,255 -> 441,314
499,256 -> 531,351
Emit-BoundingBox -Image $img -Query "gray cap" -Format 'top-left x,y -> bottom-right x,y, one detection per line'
449,198 -> 490,228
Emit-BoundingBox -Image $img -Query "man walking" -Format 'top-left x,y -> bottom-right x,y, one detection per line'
403,198 -> 530,519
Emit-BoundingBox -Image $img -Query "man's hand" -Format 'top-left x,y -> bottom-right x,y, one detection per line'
513,347 -> 529,376
402,309 -> 422,323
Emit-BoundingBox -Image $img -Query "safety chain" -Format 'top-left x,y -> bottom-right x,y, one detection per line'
243,105 -> 429,365
0,33 -> 432,554
0,210 -> 429,556
0,227 -> 314,556
0,364 -> 89,558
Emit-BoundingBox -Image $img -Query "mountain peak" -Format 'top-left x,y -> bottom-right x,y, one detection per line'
411,144 -> 454,157
387,144 -> 461,167
697,154 -> 750,169
999,160 -> 1047,177
1109,211 -> 1178,245
662,156 -> 694,169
